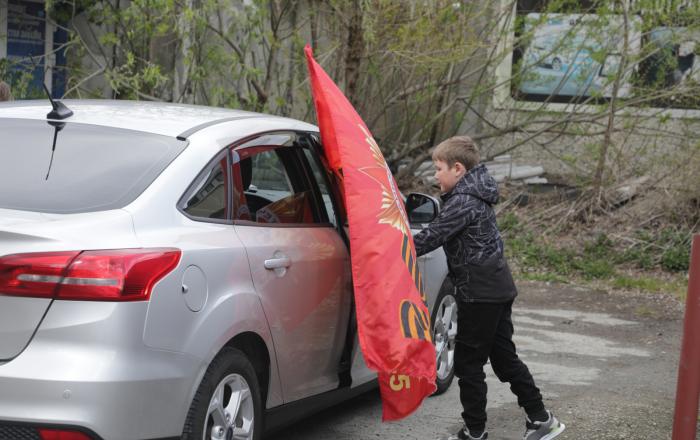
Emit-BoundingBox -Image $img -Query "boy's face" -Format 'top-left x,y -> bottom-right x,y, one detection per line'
433,160 -> 466,193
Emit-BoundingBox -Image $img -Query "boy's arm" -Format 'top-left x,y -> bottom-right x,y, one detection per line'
413,196 -> 473,257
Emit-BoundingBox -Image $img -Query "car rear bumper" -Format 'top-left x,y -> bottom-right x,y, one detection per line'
0,301 -> 204,440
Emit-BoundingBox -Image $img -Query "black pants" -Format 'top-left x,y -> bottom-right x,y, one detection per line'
455,299 -> 544,432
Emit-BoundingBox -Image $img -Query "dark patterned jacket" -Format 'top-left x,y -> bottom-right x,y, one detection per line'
414,164 -> 517,303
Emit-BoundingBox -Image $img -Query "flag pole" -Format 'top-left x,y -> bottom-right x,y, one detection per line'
672,234 -> 700,440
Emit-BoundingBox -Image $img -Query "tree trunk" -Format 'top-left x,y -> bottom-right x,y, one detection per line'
344,0 -> 364,107
592,0 -> 629,201
309,0 -> 319,51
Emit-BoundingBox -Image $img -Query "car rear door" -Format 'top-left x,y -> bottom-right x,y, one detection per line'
231,133 -> 353,403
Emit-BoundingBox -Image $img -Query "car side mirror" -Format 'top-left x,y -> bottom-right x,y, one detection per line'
405,193 -> 439,226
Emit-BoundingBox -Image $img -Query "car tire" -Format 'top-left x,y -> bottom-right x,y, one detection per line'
182,348 -> 262,440
431,285 -> 458,395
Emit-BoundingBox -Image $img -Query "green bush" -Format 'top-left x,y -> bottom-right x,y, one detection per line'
498,212 -> 521,233
499,213 -> 692,285
541,247 -> 575,275
619,248 -> 655,270
661,245 -> 691,272
574,257 -> 616,279
583,233 -> 614,258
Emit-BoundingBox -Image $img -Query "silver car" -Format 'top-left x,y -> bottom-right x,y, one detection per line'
0,100 -> 456,440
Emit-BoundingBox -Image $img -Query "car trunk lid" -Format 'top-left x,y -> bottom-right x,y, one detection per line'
0,220 -> 58,360
0,208 -> 138,360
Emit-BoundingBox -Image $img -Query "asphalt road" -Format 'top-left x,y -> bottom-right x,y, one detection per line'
280,280 -> 684,440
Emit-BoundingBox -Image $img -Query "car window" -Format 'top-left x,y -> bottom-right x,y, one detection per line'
0,119 -> 187,214
182,157 -> 228,220
232,145 -> 317,225
302,148 -> 337,227
250,149 -> 293,195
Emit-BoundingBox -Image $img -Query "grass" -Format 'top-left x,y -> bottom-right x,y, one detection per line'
634,305 -> 658,318
612,275 -> 688,299
499,212 -> 690,298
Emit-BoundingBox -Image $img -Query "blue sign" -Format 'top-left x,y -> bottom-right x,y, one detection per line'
6,0 -> 66,98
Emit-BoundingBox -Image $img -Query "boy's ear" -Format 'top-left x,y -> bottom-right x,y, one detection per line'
453,161 -> 467,174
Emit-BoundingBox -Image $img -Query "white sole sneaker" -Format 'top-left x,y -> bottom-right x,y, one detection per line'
540,422 -> 565,440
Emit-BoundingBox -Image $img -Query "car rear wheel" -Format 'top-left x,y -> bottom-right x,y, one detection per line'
432,286 -> 457,395
182,348 -> 262,440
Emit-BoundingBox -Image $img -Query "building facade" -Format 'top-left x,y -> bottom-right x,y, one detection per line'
0,0 -> 67,98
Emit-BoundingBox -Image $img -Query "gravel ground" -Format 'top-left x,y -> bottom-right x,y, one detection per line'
280,280 -> 687,440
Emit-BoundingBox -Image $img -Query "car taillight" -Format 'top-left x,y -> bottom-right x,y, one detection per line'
38,429 -> 92,440
0,251 -> 79,298
0,249 -> 180,301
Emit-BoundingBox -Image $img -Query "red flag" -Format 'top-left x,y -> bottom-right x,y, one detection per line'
305,45 -> 436,421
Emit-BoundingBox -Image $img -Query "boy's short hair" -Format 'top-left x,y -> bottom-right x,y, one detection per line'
0,81 -> 12,102
432,135 -> 480,170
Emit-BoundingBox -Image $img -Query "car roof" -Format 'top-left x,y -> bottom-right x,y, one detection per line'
0,99 -> 316,138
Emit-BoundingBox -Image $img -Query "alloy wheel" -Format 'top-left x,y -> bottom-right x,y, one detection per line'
433,293 -> 457,381
205,374 -> 255,440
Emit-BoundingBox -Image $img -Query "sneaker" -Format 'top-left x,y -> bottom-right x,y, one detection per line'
522,410 -> 565,440
447,426 -> 488,440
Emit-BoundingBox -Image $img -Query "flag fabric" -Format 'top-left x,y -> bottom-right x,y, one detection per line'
304,45 -> 436,421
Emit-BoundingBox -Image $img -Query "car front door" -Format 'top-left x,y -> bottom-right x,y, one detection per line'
231,133 -> 353,403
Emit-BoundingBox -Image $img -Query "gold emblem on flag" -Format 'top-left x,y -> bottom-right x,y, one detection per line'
356,124 -> 431,343
357,124 -> 411,237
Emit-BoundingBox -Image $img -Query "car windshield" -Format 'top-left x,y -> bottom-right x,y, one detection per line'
0,118 -> 187,214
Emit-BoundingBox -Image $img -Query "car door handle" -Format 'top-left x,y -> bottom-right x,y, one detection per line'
264,257 -> 291,270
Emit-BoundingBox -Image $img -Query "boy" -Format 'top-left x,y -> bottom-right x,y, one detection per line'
413,136 -> 565,440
